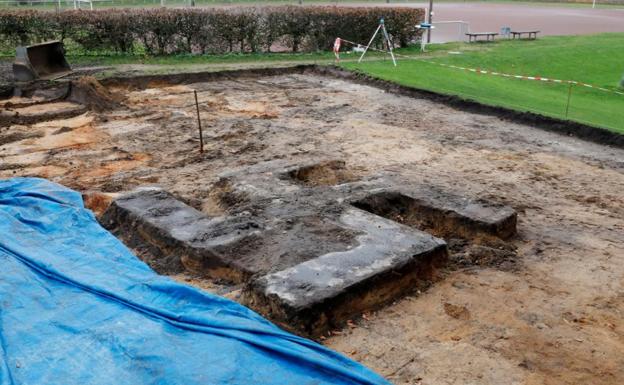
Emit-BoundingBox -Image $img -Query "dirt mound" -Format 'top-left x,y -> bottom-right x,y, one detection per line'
67,76 -> 123,111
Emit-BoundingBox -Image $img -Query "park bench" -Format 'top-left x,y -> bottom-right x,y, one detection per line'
466,32 -> 498,43
510,30 -> 540,40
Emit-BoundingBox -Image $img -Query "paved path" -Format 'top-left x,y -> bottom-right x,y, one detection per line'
364,2 -> 624,42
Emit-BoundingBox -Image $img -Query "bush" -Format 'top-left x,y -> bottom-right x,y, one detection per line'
0,6 -> 424,55
0,10 -> 47,46
72,10 -> 136,53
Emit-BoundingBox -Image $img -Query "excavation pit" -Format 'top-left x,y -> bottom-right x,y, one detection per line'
0,69 -> 522,334
3,66 -> 623,381
285,160 -> 359,187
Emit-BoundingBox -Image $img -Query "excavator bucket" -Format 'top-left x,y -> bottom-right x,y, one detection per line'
13,41 -> 72,82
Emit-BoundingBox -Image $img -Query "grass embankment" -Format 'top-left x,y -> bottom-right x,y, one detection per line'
342,33 -> 624,133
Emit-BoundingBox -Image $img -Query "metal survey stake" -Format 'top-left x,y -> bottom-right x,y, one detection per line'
427,0 -> 434,43
194,90 -> 204,153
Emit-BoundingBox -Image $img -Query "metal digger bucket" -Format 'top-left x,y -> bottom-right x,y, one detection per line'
13,41 -> 72,82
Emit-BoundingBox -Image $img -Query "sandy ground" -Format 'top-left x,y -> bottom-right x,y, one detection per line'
1,73 -> 623,384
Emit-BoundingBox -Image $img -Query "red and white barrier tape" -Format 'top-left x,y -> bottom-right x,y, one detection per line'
336,37 -> 624,97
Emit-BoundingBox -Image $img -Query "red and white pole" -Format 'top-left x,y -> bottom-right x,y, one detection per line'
333,38 -> 341,63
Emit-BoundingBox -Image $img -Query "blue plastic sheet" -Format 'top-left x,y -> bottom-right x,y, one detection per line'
0,178 -> 390,385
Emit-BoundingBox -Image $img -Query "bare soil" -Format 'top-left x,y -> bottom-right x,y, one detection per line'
1,72 -> 623,385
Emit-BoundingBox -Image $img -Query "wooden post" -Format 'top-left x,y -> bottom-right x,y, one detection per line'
194,90 -> 204,153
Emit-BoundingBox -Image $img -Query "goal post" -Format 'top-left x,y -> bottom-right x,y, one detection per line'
430,21 -> 470,43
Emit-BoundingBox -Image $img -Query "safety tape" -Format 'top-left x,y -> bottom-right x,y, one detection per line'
336,37 -> 624,97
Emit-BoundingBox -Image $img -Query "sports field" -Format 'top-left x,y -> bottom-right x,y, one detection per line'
342,33 -> 624,132
405,1 -> 624,42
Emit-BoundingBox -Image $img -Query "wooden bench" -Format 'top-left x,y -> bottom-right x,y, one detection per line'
466,32 -> 498,43
510,30 -> 540,40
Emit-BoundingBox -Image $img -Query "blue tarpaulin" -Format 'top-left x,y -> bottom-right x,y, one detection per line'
0,177 -> 390,385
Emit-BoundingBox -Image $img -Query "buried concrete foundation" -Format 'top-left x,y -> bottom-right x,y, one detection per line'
352,190 -> 517,240
245,208 -> 447,336
102,157 -> 516,335
101,188 -> 263,282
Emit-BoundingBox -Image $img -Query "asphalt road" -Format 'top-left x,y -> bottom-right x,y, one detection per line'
356,2 -> 624,42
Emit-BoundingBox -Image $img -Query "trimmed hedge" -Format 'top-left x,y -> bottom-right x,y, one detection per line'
0,7 -> 425,55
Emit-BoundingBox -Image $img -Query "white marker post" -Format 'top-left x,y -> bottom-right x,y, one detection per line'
416,23 -> 434,51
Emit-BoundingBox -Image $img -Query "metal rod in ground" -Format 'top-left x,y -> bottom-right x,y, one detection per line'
565,83 -> 573,119
427,0 -> 433,43
194,90 -> 204,153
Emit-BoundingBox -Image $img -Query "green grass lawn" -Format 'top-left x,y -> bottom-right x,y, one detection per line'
342,34 -> 624,133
